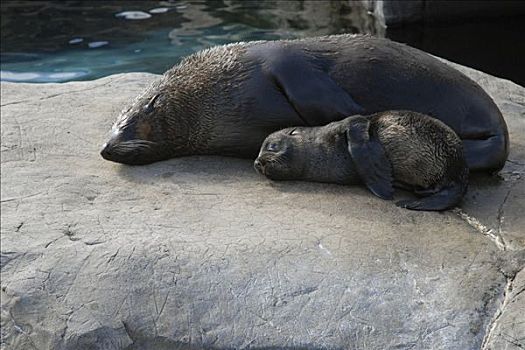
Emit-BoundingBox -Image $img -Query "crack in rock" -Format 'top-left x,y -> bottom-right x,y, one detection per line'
453,208 -> 507,251
481,266 -> 525,350
496,189 -> 512,237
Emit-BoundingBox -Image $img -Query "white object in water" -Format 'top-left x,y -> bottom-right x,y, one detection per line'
88,41 -> 109,49
68,38 -> 84,44
149,8 -> 169,14
115,11 -> 152,20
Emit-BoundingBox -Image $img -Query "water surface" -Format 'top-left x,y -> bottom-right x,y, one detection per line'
1,1 -> 524,85
1,1 -> 378,83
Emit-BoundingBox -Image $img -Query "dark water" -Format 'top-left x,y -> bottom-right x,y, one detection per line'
1,1 -> 524,85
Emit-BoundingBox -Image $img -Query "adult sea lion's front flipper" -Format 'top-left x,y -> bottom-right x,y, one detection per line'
345,116 -> 394,200
263,47 -> 364,125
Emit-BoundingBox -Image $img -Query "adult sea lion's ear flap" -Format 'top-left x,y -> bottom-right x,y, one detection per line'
269,56 -> 364,125
345,117 -> 394,200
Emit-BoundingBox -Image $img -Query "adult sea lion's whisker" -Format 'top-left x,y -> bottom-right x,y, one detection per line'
110,140 -> 158,156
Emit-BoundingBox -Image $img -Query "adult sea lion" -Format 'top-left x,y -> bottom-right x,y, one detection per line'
254,111 -> 469,211
100,34 -> 508,171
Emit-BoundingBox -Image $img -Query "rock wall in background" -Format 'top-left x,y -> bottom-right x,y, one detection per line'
364,0 -> 525,25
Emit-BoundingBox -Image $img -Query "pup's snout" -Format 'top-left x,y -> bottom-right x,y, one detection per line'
254,158 -> 266,174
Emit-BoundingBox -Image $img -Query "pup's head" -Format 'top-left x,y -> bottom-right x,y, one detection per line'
254,119 -> 363,185
254,126 -> 321,181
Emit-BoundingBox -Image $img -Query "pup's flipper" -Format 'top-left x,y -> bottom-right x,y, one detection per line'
396,181 -> 466,211
345,116 -> 394,200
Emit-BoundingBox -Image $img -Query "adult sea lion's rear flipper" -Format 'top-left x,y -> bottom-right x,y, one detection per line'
396,181 -> 466,211
267,50 -> 364,125
346,117 -> 394,200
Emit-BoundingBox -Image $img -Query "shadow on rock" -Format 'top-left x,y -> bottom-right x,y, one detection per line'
114,156 -> 256,183
265,178 -> 371,198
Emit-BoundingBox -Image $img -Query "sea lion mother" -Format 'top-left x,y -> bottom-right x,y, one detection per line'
101,34 -> 508,171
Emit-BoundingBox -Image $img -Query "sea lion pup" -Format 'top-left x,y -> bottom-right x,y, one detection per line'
254,111 -> 469,211
100,34 -> 507,171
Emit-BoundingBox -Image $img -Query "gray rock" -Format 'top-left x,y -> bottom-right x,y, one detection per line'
482,266 -> 525,350
446,61 -> 525,252
1,62 -> 524,349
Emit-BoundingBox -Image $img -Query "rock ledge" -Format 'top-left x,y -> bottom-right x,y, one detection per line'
1,65 -> 524,349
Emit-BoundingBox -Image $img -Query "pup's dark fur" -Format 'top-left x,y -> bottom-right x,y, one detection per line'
255,111 -> 468,211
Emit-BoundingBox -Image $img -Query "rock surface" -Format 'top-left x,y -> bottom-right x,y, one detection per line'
1,62 -> 524,349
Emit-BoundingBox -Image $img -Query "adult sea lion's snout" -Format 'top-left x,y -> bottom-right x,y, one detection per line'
100,126 -> 165,165
100,139 -> 163,165
99,138 -> 142,165
100,141 -> 114,161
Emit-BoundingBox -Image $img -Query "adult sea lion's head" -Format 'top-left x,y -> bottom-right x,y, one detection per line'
100,79 -> 194,165
100,43 -> 251,165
